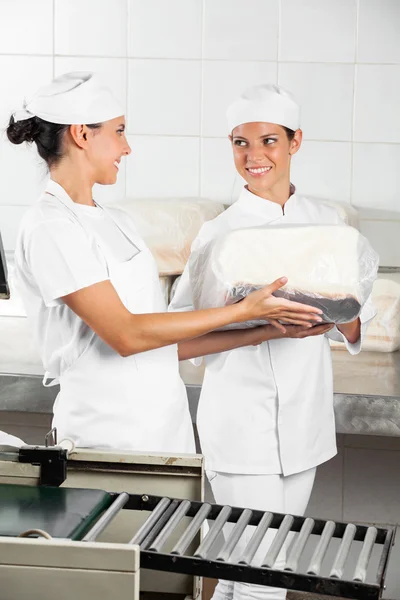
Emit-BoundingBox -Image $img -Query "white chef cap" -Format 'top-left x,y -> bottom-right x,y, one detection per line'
12,72 -> 124,125
227,83 -> 300,134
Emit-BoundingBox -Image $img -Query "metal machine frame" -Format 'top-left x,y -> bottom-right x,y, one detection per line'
0,444 -> 395,600
0,443 -> 204,599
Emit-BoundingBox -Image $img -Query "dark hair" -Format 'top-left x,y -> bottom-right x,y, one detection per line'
283,126 -> 296,141
6,116 -> 101,168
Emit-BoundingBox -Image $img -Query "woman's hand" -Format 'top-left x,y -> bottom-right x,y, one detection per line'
239,277 -> 323,332
251,322 -> 335,345
281,323 -> 334,338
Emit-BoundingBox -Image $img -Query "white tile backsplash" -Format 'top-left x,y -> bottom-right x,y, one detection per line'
125,135 -> 200,198
0,55 -> 53,128
54,57 -> 127,112
200,137 -> 243,202
0,0 -> 53,55
291,141 -> 352,203
344,447 -> 400,524
278,63 -> 354,141
358,0 -> 400,64
128,60 -> 201,135
359,219 -> 400,267
0,135 -> 47,207
128,0 -> 202,59
354,65 -> 400,143
352,143 -> 400,211
0,0 -> 399,269
54,0 -> 127,57
280,0 -> 357,63
0,205 -> 30,252
203,0 -> 279,61
202,61 -> 277,138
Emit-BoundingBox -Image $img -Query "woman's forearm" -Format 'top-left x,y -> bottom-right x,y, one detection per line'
337,318 -> 361,344
127,306 -> 250,356
177,326 -> 279,361
63,281 -> 247,357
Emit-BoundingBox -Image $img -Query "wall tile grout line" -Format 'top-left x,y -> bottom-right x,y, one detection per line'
277,0 -> 282,80
349,0 -> 360,207
125,0 -> 129,200
199,0 -> 206,198
341,442 -> 345,521
2,51 -> 400,67
52,0 -> 55,78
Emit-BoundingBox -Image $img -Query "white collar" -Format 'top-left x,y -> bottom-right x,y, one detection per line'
44,179 -> 139,251
235,184 -> 297,219
45,179 -> 100,210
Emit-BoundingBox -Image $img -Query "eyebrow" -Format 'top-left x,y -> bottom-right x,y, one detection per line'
232,133 -> 279,140
118,123 -> 125,129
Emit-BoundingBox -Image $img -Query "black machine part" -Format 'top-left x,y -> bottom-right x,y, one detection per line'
76,492 -> 394,600
18,445 -> 68,487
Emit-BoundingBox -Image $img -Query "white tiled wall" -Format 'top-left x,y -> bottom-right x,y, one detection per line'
1,0 -> 400,264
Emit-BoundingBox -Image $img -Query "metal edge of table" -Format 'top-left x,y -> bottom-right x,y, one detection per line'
1,373 -> 400,437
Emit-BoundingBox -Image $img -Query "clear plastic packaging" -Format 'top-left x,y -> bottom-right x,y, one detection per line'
189,224 -> 379,327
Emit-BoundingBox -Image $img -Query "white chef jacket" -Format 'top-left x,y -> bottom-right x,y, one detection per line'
14,179 -> 195,455
169,186 -> 376,475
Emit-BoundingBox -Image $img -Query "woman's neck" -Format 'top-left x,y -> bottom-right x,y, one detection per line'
50,159 -> 95,206
248,177 -> 293,206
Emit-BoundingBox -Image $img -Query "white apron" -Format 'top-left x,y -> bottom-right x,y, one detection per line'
46,193 -> 195,454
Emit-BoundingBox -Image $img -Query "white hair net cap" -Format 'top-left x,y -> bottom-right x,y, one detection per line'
12,71 -> 124,125
227,83 -> 301,133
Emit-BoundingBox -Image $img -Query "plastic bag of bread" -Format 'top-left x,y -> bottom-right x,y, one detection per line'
330,273 -> 400,352
189,224 -> 379,326
114,198 -> 224,275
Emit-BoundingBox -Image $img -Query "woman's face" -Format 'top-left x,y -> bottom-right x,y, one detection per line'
230,122 -> 302,199
84,116 -> 131,185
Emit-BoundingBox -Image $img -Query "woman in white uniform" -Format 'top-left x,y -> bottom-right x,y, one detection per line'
7,73 -> 323,455
170,84 -> 376,599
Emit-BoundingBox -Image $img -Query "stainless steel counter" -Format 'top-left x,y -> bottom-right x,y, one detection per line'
332,350 -> 400,435
1,350 -> 400,437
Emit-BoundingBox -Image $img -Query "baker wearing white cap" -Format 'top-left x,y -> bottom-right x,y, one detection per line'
8,74 -> 322,455
170,84 -> 376,600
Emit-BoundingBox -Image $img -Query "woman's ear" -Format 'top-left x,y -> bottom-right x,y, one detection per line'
69,124 -> 88,149
289,129 -> 303,156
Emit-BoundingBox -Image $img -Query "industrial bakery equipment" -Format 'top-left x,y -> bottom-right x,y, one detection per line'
0,443 -> 394,600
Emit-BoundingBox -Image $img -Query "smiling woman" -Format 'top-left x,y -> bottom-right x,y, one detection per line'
169,83 -> 377,600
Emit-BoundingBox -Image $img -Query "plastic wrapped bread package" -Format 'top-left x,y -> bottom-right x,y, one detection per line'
114,198 -> 225,276
330,273 -> 400,352
309,196 -> 360,229
189,224 -> 379,327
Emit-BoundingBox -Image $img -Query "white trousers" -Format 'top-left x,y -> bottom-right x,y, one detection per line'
207,468 -> 317,600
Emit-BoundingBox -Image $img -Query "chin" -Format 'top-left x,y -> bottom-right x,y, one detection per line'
98,175 -> 117,186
